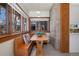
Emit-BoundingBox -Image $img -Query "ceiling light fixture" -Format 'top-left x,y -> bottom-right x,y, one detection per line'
36,11 -> 40,13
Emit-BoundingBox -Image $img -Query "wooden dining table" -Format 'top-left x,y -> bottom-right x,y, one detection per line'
30,35 -> 48,56
30,35 -> 48,42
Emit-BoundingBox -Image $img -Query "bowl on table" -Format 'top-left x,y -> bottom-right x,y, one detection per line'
36,32 -> 44,37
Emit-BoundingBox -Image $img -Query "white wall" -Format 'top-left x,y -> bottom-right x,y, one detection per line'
29,11 -> 49,17
69,4 -> 79,53
70,4 -> 79,25
50,3 -> 60,49
0,39 -> 14,56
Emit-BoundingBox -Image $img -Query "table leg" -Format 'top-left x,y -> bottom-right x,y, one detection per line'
36,41 -> 44,56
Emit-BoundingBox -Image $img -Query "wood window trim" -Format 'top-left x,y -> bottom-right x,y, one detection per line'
0,4 -> 28,43
0,32 -> 28,43
21,16 -> 27,33
15,11 -> 21,32
29,17 -> 50,32
7,4 -> 13,33
0,33 -> 21,43
21,16 -> 24,33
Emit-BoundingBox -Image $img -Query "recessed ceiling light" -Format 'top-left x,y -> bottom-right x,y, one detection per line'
36,11 -> 40,13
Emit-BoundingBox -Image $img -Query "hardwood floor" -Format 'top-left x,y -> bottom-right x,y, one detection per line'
30,44 -> 79,56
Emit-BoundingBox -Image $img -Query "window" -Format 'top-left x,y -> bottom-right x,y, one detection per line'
21,17 -> 27,32
30,18 -> 50,32
31,21 -> 48,31
24,18 -> 27,32
12,9 -> 16,32
15,11 -> 21,32
0,4 -> 8,35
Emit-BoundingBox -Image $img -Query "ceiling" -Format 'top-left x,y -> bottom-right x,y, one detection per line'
18,3 -> 53,12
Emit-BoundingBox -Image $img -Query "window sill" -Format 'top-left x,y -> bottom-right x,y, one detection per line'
0,33 -> 20,38
0,33 -> 21,43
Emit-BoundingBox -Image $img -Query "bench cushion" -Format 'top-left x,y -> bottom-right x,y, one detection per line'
23,34 -> 31,45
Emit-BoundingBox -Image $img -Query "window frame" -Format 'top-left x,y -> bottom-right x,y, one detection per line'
15,11 -> 21,33
0,3 -> 28,43
0,4 -> 9,35
29,17 -> 50,32
21,16 -> 27,33
24,18 -> 27,32
11,9 -> 16,33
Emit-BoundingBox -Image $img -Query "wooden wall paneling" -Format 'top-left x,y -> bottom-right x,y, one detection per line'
60,3 -> 69,53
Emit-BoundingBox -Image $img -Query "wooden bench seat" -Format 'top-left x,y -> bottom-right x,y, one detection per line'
14,36 -> 33,56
